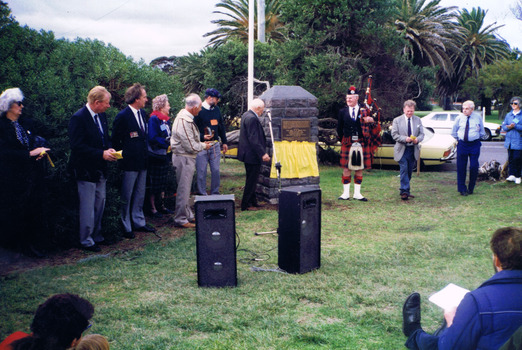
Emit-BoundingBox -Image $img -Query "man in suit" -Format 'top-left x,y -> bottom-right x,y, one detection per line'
112,83 -> 155,238
237,98 -> 270,211
194,88 -> 228,195
451,100 -> 485,196
392,100 -> 424,200
337,86 -> 380,201
170,94 -> 211,228
68,86 -> 117,252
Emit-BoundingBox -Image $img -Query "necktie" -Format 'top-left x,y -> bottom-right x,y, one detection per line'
351,108 -> 356,120
94,115 -> 106,147
464,117 -> 470,142
137,111 -> 145,132
407,117 -> 412,136
13,120 -> 29,148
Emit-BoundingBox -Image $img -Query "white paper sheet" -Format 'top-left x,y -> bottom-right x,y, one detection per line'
428,283 -> 470,311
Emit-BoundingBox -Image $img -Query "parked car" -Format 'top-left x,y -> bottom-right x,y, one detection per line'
373,127 -> 457,167
421,111 -> 501,141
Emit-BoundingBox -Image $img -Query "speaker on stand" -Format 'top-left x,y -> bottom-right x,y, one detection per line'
278,186 -> 321,274
195,194 -> 237,287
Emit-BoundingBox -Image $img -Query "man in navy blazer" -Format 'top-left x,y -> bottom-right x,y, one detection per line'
68,86 -> 118,252
112,83 -> 155,238
392,100 -> 424,200
237,98 -> 270,211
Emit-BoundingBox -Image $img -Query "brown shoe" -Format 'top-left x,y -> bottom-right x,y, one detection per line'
176,222 -> 196,228
408,194 -> 415,198
401,193 -> 409,200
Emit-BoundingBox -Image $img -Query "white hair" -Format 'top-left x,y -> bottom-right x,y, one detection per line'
0,88 -> 24,113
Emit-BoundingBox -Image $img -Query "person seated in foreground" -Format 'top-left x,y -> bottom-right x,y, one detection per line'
0,293 -> 95,350
402,226 -> 522,349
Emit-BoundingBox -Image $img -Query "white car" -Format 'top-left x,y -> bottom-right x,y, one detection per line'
421,112 -> 501,141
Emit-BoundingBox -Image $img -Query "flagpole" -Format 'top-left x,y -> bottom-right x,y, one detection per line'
248,0 -> 254,109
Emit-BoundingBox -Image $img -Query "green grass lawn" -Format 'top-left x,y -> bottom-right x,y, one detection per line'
1,160 -> 520,349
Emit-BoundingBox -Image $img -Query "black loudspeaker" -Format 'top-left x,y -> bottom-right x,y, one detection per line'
195,194 -> 237,287
278,186 -> 321,274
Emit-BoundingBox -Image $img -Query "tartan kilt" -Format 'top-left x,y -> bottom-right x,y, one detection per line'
340,136 -> 374,170
147,155 -> 170,194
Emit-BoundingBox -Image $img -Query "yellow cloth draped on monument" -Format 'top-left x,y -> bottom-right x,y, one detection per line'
270,141 -> 319,178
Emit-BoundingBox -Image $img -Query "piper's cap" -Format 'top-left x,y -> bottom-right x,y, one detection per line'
205,88 -> 222,99
347,86 -> 359,96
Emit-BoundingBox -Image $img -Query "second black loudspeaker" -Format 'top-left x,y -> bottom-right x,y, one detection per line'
278,186 -> 321,274
195,194 -> 237,287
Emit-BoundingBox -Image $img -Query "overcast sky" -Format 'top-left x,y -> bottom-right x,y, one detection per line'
5,0 -> 522,64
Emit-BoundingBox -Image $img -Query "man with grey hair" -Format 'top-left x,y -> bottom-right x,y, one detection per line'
451,100 -> 485,196
392,100 -> 424,200
171,94 -> 211,228
237,98 -> 270,211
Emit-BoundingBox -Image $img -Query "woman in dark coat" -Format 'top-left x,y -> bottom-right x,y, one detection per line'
0,88 -> 50,256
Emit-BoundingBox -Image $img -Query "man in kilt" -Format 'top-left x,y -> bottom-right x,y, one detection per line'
337,86 -> 381,201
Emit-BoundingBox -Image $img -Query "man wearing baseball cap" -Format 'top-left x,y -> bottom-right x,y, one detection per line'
193,88 -> 228,195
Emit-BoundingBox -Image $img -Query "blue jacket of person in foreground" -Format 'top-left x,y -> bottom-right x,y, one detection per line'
406,269 -> 522,350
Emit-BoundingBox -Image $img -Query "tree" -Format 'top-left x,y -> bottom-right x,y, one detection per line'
436,7 -> 511,110
393,0 -> 460,77
204,0 -> 285,47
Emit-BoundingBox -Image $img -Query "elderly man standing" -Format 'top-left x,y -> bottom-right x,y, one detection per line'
451,100 -> 485,196
68,86 -> 118,252
171,94 -> 211,228
194,88 -> 228,195
337,86 -> 380,201
237,98 -> 270,211
392,100 -> 424,201
112,83 -> 155,238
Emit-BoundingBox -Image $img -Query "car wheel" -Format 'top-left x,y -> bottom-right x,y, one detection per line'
481,129 -> 492,141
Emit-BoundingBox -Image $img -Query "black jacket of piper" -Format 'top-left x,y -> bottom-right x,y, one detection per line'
337,106 -> 364,140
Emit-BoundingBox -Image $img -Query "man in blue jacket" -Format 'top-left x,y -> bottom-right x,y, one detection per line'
402,227 -> 522,349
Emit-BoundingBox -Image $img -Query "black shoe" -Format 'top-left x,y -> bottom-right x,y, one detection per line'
135,224 -> 156,233
356,197 -> 368,202
123,231 -> 135,239
460,192 -> 468,196
467,190 -> 473,195
401,193 -> 409,201
82,244 -> 101,252
402,292 -> 422,337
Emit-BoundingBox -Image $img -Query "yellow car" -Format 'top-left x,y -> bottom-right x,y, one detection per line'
373,127 -> 457,167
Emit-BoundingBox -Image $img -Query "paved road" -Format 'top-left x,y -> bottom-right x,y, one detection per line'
431,141 -> 507,172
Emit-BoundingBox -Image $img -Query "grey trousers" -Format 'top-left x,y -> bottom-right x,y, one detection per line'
195,142 -> 221,195
172,154 -> 195,226
78,178 -> 106,247
120,170 -> 147,232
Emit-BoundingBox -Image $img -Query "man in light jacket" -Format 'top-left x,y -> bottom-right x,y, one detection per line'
392,100 -> 424,200
171,94 -> 211,228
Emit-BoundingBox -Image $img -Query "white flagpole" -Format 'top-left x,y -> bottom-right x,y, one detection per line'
248,0 -> 254,109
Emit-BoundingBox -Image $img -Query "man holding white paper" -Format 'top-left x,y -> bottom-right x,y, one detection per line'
402,227 -> 522,349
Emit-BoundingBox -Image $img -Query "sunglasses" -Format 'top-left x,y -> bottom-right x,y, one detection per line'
15,101 -> 23,106
512,102 -> 519,106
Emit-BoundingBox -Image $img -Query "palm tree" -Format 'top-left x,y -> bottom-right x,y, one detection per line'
436,7 -> 511,107
204,0 -> 285,47
394,0 -> 461,77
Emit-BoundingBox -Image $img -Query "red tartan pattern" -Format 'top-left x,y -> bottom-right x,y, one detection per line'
340,122 -> 381,170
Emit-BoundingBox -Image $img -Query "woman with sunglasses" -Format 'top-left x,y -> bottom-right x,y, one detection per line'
0,87 -> 50,257
502,96 -> 522,184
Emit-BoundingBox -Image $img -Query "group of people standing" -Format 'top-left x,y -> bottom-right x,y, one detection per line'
0,84 -> 233,254
337,86 -> 521,201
